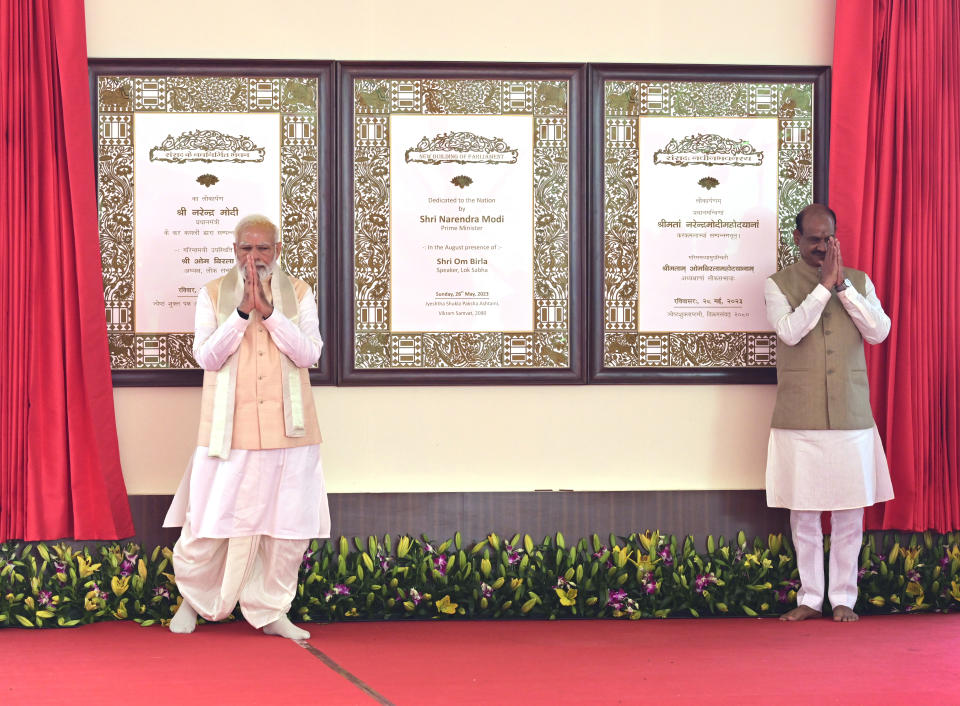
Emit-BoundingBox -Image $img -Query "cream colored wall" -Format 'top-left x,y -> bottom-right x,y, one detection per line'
88,0 -> 836,495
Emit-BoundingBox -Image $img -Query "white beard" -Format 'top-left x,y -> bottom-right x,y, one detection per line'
239,260 -> 276,282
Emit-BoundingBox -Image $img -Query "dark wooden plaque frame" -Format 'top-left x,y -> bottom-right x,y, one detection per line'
338,62 -> 588,385
587,64 -> 831,384
89,59 -> 337,387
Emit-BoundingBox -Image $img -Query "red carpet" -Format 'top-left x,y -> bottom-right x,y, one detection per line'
2,616 -> 958,705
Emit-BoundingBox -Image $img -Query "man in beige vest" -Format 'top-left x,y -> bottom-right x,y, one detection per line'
765,203 -> 893,622
163,214 -> 329,638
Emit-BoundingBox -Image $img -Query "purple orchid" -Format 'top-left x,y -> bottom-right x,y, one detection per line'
642,573 -> 657,595
941,553 -> 951,568
38,590 -> 53,607
333,583 -> 351,595
119,557 -> 136,577
480,583 -> 493,599
592,545 -> 609,559
504,543 -> 523,566
607,588 -> 627,609
775,586 -> 792,603
378,554 -> 392,571
907,569 -> 921,583
409,588 -> 422,605
657,546 -> 673,567
153,586 -> 170,600
433,555 -> 448,575
694,573 -> 717,594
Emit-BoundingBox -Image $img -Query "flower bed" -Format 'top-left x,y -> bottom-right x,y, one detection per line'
2,530 -> 958,627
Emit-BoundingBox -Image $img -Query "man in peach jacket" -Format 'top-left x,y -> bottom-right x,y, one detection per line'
164,214 -> 329,639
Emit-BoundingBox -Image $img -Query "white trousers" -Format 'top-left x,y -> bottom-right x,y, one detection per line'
790,508 -> 864,612
172,516 -> 307,628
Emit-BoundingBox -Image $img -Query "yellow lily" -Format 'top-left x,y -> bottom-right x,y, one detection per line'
948,580 -> 960,603
905,582 -> 924,597
111,575 -> 130,596
435,595 -> 458,614
77,555 -> 101,578
554,587 -> 578,606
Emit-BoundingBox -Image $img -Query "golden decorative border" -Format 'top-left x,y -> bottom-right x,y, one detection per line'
602,80 -> 814,368
97,75 -> 320,370
353,79 -> 572,369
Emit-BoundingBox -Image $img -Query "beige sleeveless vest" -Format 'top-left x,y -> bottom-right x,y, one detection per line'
769,261 -> 874,430
196,274 -> 322,450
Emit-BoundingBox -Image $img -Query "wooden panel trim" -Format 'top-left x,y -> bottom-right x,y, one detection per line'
126,491 -> 788,548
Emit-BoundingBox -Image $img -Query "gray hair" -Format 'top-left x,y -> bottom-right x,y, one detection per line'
234,214 -> 278,242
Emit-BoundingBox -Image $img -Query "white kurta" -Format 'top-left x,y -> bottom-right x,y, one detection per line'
764,275 -> 895,511
163,284 -> 330,540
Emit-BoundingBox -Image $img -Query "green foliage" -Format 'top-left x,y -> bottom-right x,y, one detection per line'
2,530 -> 959,627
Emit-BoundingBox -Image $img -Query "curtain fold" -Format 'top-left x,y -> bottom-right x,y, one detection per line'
830,0 -> 959,531
0,0 -> 134,540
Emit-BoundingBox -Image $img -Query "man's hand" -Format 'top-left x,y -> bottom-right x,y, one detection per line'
834,238 -> 846,288
251,257 -> 274,318
237,256 -> 256,315
819,238 -> 839,288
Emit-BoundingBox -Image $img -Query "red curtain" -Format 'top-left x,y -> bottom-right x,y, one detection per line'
0,0 -> 134,540
831,0 -> 959,531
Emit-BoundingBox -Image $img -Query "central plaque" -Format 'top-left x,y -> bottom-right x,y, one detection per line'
339,64 -> 586,384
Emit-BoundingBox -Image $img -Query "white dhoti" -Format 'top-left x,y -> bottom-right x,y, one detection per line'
173,514 -> 308,627
164,444 -> 330,625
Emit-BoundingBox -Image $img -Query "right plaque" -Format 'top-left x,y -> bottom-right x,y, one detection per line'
589,66 -> 830,382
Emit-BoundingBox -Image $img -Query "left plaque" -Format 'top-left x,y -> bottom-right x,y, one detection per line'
339,63 -> 586,384
92,61 -> 336,385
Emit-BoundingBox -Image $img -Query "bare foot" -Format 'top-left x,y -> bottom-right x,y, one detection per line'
263,615 -> 310,640
779,605 -> 821,621
169,600 -> 198,634
832,605 -> 859,622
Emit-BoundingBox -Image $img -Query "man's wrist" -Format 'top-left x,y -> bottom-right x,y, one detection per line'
835,278 -> 850,293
